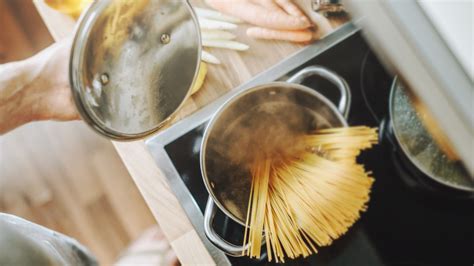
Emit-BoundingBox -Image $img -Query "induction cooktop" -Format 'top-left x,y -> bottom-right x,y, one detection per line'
146,23 -> 473,266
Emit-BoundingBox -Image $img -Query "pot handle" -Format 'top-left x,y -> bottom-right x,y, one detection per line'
287,65 -> 351,118
204,197 -> 249,256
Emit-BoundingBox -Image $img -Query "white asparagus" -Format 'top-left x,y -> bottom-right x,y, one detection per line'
198,18 -> 237,30
195,7 -> 242,23
202,39 -> 249,51
201,50 -> 221,65
201,29 -> 236,40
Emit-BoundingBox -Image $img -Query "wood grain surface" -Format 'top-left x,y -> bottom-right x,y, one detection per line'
32,0 -> 338,264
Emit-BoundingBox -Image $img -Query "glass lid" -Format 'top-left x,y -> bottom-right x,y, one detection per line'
70,0 -> 201,140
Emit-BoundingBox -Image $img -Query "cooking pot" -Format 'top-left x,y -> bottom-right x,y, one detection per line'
200,66 -> 351,256
383,77 -> 474,197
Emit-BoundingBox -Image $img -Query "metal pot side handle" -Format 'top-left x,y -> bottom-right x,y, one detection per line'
204,197 -> 250,256
287,65 -> 351,118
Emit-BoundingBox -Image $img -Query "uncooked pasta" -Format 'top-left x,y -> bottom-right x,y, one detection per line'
242,126 -> 378,262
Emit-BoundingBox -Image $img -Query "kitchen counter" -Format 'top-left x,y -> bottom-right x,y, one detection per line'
34,1 -> 342,264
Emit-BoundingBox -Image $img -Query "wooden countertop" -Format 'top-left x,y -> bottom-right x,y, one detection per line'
34,1 -> 339,264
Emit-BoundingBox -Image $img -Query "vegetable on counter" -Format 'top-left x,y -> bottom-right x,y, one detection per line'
194,7 -> 242,23
201,50 -> 221,65
204,0 -> 336,43
201,30 -> 236,41
205,0 -> 310,31
202,40 -> 249,51
191,62 -> 208,95
247,27 -> 312,43
198,18 -> 238,30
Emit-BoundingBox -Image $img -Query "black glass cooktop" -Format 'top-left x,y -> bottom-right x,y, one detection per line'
164,33 -> 473,265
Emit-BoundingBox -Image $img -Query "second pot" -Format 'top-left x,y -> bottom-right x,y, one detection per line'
383,77 -> 474,197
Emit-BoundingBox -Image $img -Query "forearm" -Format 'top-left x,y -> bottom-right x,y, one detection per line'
0,59 -> 39,134
0,40 -> 77,135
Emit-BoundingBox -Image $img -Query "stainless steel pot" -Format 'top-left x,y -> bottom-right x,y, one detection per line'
200,66 -> 351,256
387,77 -> 474,195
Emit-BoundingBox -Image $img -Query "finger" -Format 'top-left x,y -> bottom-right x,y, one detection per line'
251,0 -> 283,12
275,0 -> 305,17
247,27 -> 313,43
205,0 -> 310,30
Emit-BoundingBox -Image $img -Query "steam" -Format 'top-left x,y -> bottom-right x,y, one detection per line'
211,102 -> 312,168
204,86 -> 335,220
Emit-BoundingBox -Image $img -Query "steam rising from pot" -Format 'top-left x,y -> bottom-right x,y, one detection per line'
203,85 -> 342,220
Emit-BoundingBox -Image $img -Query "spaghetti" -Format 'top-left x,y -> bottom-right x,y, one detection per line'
242,126 -> 378,262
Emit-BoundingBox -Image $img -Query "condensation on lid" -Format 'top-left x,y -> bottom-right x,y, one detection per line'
70,0 -> 201,140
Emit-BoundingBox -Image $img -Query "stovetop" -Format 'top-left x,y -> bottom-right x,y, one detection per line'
146,23 -> 473,266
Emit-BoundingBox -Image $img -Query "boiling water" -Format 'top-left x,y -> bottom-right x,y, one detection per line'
206,100 -> 334,221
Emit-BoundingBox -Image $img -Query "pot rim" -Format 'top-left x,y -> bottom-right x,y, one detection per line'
389,77 -> 474,192
200,81 -> 349,226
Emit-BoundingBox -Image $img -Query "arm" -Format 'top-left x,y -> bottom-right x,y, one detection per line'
0,39 -> 78,135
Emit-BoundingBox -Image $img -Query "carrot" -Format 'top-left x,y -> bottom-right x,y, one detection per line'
308,11 -> 334,39
251,0 -> 283,12
252,0 -> 310,26
205,0 -> 310,30
275,0 -> 306,17
247,27 -> 313,43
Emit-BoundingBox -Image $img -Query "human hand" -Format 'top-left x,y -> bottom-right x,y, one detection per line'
26,38 -> 79,122
0,38 -> 79,134
205,0 -> 316,42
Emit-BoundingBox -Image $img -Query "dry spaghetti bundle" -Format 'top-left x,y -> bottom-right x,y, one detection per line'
242,126 -> 378,262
